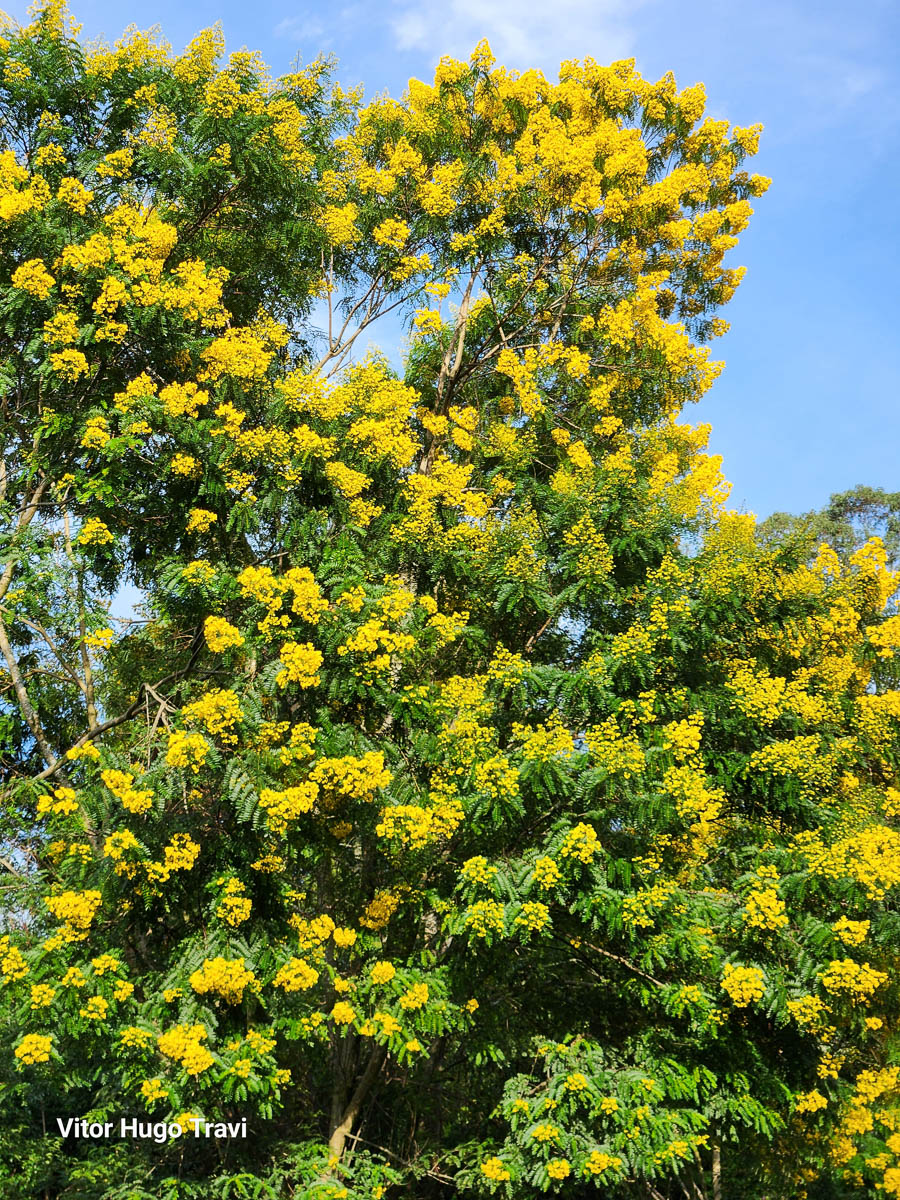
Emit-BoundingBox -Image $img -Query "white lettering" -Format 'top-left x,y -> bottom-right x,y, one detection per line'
52,1115 -> 250,1141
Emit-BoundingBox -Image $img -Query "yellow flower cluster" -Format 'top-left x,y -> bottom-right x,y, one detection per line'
331,1000 -> 356,1025
236,564 -> 328,636
399,982 -> 429,1010
512,716 -> 574,761
338,610 -> 415,676
144,834 -> 200,883
514,902 -> 550,932
276,640 -> 323,688
867,615 -> 900,659
189,956 -> 256,1003
157,1023 -> 214,1075
795,1089 -> 828,1114
376,796 -> 463,848
319,202 -> 359,246
120,1027 -> 153,1049
165,730 -> 210,771
12,257 -> 55,297
140,1078 -> 169,1103
663,714 -> 704,760
744,885 -> 788,931
272,957 -> 319,991
182,689 -> 243,741
30,984 -> 55,1009
585,719 -> 645,778
583,1150 -> 622,1175
797,825 -> 900,900
663,764 -> 724,839
203,615 -> 244,652
370,961 -> 396,984
80,415 -> 110,449
481,1158 -> 511,1182
487,646 -> 526,686
749,736 -> 832,789
564,1072 -> 589,1092
0,149 -> 48,222
461,856 -> 498,885
310,753 -> 392,801
181,561 -> 215,588
559,823 -> 601,863
622,881 -> 676,929
186,508 -> 217,534
849,1068 -> 898,1116
44,889 -> 102,933
562,513 -> 613,580
258,783 -> 318,833
833,917 -> 869,946
533,856 -> 561,889
91,954 -> 122,976
0,937 -> 28,980
101,768 -> 153,814
360,891 -> 401,930
77,517 -> 113,545
474,754 -> 519,800
786,994 -> 829,1031
464,900 -> 505,937
721,963 -> 765,1007
79,995 -> 109,1020
531,1123 -> 560,1143
36,786 -> 79,817
84,627 -> 115,650
162,382 -> 208,418
820,958 -> 887,1001
14,1034 -> 53,1064
216,877 -> 251,926
201,327 -> 272,380
289,913 -> 335,950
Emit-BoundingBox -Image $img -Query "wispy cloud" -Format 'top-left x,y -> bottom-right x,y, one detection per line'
274,14 -> 326,43
390,0 -> 643,74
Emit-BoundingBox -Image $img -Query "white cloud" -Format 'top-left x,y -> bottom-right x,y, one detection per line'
274,14 -> 326,43
389,0 -> 642,74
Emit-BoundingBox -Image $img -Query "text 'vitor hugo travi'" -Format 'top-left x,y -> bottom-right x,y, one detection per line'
56,1117 -> 247,1143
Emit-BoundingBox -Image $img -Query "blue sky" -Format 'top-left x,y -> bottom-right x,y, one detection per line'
11,0 -> 899,520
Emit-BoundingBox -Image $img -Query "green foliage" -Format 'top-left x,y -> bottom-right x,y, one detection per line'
1,6 -> 899,1200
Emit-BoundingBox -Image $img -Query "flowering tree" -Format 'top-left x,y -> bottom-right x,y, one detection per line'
2,5 -> 900,1199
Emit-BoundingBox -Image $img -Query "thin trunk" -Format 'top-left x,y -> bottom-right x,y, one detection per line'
712,1142 -> 722,1200
63,512 -> 98,730
0,477 -> 48,604
0,613 -> 56,768
328,1045 -> 386,1159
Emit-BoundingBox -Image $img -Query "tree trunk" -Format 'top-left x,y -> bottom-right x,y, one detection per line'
328,1045 -> 386,1159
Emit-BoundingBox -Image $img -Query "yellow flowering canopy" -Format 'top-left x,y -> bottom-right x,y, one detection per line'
1,5 -> 900,1200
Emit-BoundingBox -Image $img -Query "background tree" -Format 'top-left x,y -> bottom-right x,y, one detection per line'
2,6 -> 900,1200
760,485 -> 900,569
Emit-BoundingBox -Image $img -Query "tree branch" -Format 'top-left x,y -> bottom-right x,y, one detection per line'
0,610 -> 57,769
